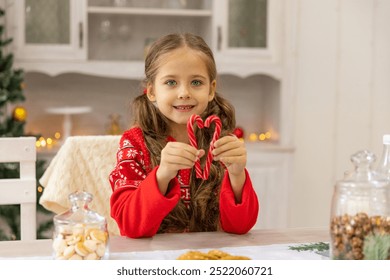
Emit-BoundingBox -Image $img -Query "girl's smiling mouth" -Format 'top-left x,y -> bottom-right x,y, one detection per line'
173,105 -> 195,111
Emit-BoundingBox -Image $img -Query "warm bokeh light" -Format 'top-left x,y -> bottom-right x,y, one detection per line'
259,133 -> 266,141
54,132 -> 61,139
36,133 -> 62,150
249,133 -> 258,142
247,131 -> 274,142
40,139 -> 46,147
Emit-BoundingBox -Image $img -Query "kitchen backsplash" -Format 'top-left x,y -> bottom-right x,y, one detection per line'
24,72 -> 280,143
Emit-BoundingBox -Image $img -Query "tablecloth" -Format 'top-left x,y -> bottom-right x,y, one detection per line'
0,243 -> 329,260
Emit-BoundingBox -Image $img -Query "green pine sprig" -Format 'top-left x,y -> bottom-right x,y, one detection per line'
289,242 -> 330,252
363,233 -> 390,260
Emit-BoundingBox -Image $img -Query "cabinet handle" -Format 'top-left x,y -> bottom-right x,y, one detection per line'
217,26 -> 222,51
79,22 -> 83,48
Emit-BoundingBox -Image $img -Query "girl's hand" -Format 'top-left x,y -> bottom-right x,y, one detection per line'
212,135 -> 246,202
157,142 -> 204,194
212,135 -> 247,175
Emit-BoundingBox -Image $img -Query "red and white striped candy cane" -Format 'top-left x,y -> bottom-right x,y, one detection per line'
187,115 -> 204,179
187,114 -> 222,180
203,115 -> 221,180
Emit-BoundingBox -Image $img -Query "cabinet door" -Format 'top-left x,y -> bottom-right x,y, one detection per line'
212,0 -> 282,63
87,0 -> 213,62
13,0 -> 86,60
246,148 -> 293,229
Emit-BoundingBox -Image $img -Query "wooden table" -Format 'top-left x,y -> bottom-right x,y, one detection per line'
0,228 -> 329,259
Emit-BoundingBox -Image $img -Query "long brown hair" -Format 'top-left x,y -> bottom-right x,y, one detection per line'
131,33 -> 236,232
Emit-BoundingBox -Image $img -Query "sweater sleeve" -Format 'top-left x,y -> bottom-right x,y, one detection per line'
219,169 -> 259,234
109,128 -> 181,238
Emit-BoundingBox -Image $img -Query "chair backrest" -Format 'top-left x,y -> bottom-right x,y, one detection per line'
0,137 -> 37,240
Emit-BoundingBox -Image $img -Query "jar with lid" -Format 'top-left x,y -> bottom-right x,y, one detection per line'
376,134 -> 390,180
52,191 -> 109,260
330,150 -> 390,260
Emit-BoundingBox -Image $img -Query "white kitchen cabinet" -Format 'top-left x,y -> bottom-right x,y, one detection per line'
87,0 -> 213,62
246,144 -> 294,229
212,0 -> 283,79
6,0 -> 283,79
10,0 -> 86,60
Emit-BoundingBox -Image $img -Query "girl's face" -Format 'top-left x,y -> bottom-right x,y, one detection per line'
147,47 -> 216,132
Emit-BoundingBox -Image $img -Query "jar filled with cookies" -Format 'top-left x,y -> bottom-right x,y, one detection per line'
52,191 -> 109,260
330,150 -> 390,260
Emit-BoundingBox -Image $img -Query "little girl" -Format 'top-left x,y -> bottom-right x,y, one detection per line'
109,33 -> 259,238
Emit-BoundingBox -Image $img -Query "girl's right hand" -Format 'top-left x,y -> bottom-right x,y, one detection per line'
156,142 -> 204,195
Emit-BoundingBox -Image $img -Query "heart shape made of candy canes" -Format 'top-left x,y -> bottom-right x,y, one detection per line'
187,114 -> 221,180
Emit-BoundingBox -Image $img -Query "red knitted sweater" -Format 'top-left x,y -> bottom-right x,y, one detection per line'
109,127 -> 259,238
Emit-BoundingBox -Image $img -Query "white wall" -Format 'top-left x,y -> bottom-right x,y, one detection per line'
288,0 -> 390,228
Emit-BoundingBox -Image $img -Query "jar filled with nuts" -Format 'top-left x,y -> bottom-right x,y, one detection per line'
330,150 -> 390,260
52,191 -> 109,260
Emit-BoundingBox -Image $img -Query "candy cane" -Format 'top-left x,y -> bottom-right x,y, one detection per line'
187,115 -> 204,179
203,115 -> 221,180
187,114 -> 222,180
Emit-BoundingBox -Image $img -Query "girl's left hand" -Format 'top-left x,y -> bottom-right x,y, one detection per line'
212,135 -> 246,176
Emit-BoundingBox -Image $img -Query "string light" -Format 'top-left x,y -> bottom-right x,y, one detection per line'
248,131 -> 273,142
259,133 -> 266,141
39,137 -> 46,147
249,133 -> 258,142
35,133 -> 61,150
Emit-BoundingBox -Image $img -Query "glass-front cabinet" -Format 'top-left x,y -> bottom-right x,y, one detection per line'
87,0 -> 213,62
6,0 -> 282,78
12,0 -> 86,60
212,0 -> 283,78
213,0 -> 268,52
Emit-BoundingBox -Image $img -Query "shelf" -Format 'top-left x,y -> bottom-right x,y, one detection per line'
216,60 -> 282,80
87,6 -> 212,17
14,60 -> 145,79
15,60 -> 282,80
245,143 -> 295,153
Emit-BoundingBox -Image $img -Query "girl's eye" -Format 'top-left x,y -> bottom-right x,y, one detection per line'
191,80 -> 202,86
166,80 -> 177,86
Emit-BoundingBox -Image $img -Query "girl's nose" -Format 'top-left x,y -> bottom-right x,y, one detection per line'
178,85 -> 191,99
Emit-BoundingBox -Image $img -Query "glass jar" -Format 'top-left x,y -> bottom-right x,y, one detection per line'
52,191 -> 109,260
330,150 -> 390,260
376,134 -> 390,180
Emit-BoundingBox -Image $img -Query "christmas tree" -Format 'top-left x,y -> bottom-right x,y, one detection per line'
0,8 -> 52,240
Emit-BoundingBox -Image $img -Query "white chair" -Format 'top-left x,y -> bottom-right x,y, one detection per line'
0,137 -> 37,240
